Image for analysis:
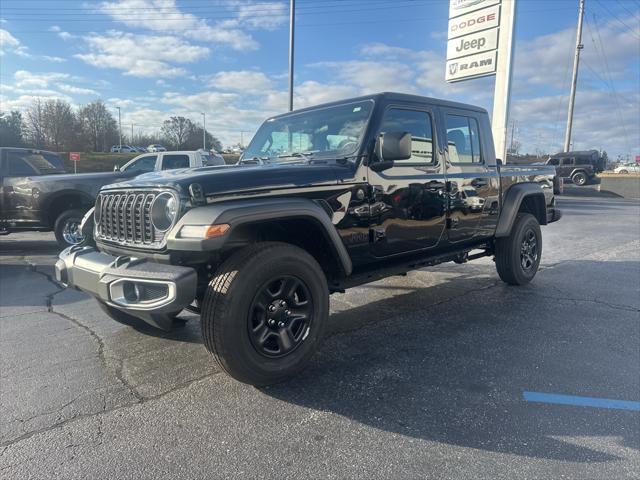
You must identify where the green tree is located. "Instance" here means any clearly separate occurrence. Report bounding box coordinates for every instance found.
[0,111,24,147]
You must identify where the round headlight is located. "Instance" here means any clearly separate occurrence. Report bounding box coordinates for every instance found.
[151,192,178,231]
[94,195,102,224]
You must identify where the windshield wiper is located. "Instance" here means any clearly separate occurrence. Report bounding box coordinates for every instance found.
[239,156,271,165]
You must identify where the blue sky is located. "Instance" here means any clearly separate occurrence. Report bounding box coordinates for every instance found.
[1,0,638,157]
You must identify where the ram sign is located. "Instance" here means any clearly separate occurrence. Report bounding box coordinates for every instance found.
[446,0,501,83]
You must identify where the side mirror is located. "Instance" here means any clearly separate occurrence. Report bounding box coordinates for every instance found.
[496,158,503,167]
[113,165,120,172]
[372,132,412,172]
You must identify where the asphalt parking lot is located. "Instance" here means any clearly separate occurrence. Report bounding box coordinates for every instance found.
[1,195,639,480]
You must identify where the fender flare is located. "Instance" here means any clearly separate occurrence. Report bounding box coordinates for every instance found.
[166,197,353,276]
[495,183,547,238]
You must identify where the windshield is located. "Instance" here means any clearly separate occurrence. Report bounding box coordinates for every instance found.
[242,100,374,162]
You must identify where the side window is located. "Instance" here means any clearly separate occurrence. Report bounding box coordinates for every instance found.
[445,114,483,164]
[161,154,190,170]
[124,155,157,174]
[561,158,573,165]
[379,108,434,164]
[548,158,560,166]
[6,152,38,176]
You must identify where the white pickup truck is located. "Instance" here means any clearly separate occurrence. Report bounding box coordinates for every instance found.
[115,150,225,175]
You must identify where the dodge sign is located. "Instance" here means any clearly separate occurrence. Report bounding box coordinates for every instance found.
[446,0,501,83]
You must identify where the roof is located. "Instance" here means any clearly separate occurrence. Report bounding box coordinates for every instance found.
[550,150,599,158]
[272,91,488,119]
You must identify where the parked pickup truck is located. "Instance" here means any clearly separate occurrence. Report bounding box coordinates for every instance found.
[56,92,561,386]
[0,148,224,247]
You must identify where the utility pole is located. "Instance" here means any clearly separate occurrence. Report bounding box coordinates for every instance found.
[564,0,585,153]
[201,112,206,150]
[116,107,122,149]
[131,123,134,144]
[288,0,295,111]
[240,131,244,147]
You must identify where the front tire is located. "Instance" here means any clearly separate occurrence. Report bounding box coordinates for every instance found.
[201,242,329,386]
[495,213,542,286]
[54,209,85,248]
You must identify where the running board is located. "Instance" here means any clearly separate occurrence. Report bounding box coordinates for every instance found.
[330,246,492,292]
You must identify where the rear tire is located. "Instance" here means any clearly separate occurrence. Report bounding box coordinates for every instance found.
[54,209,85,248]
[571,171,588,186]
[201,242,329,386]
[495,213,542,286]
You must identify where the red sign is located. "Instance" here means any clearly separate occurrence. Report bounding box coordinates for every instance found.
[69,152,81,162]
[635,155,640,165]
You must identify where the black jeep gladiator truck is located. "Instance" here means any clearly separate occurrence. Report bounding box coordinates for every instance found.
[56,93,561,386]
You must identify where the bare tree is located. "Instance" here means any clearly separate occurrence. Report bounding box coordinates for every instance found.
[161,116,195,150]
[25,99,47,149]
[42,99,75,151]
[77,100,118,152]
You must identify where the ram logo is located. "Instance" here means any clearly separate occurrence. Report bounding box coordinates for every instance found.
[449,63,459,75]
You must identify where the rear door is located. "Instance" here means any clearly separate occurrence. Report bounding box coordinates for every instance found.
[440,109,500,243]
[1,149,40,225]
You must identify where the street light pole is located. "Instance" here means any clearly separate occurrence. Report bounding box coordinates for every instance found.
[564,0,586,153]
[116,107,122,149]
[201,112,206,150]
[288,0,295,111]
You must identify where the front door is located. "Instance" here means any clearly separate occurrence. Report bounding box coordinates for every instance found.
[441,109,500,243]
[367,106,447,257]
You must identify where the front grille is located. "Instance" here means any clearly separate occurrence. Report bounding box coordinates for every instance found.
[95,190,167,248]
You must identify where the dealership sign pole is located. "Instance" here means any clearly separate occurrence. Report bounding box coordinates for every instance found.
[446,0,516,163]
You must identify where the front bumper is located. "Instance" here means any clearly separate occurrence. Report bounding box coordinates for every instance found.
[55,245,197,330]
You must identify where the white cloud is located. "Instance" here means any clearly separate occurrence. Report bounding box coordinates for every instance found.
[0,29,31,57]
[75,31,210,78]
[207,70,272,93]
[42,55,67,63]
[57,84,99,95]
[14,71,71,88]
[98,0,282,51]
[49,25,76,41]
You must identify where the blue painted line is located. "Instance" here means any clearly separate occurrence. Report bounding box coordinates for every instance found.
[523,391,640,411]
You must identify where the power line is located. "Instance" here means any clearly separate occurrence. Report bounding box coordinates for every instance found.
[593,0,640,39]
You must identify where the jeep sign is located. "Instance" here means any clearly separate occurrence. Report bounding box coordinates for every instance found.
[446,50,497,82]
[447,28,499,60]
[446,0,501,83]
[448,4,500,39]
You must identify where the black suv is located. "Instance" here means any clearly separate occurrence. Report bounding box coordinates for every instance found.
[56,93,561,386]
[546,150,606,186]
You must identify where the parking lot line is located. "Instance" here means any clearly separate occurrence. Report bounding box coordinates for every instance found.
[523,391,640,411]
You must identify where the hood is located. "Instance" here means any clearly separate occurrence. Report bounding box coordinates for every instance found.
[102,162,356,198]
[26,171,123,183]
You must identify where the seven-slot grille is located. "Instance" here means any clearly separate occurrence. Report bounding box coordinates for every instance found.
[96,191,165,248]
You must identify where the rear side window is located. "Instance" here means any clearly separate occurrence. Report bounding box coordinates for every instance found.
[561,158,574,165]
[379,108,434,164]
[162,154,190,170]
[445,115,483,164]
[6,150,63,175]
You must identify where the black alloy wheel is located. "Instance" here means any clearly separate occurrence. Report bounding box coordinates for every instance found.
[248,276,313,358]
